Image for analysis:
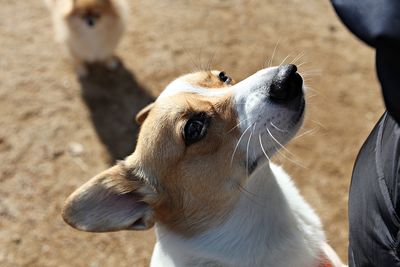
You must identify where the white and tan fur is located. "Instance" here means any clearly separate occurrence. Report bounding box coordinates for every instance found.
[62,67,345,267]
[45,0,128,76]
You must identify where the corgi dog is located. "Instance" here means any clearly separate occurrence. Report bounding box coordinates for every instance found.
[45,0,128,77]
[62,65,345,267]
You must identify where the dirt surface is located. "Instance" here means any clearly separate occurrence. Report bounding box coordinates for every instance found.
[0,0,384,266]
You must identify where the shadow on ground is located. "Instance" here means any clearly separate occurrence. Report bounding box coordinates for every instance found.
[79,60,154,162]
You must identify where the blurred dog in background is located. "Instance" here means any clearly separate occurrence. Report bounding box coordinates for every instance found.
[45,0,128,77]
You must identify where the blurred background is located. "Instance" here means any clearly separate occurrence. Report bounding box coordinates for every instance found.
[0,0,384,266]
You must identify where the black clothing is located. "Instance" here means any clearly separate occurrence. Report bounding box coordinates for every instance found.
[349,113,400,266]
[331,1,400,266]
[332,0,400,124]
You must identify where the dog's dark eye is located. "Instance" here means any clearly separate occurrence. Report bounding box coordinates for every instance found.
[183,113,209,145]
[218,71,231,84]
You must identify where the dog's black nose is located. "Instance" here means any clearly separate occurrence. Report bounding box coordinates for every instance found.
[269,64,303,102]
[84,14,96,27]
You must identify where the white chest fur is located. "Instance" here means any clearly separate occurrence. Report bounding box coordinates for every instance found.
[150,163,325,267]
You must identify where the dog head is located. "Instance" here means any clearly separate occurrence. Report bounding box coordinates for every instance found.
[65,0,117,28]
[62,65,305,236]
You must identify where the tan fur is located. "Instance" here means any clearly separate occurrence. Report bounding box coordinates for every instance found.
[62,164,156,232]
[69,0,117,17]
[135,71,235,124]
[182,70,236,88]
[135,102,154,125]
[130,93,243,235]
[63,70,245,236]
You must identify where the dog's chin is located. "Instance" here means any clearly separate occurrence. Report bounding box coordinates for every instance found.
[247,98,305,175]
[292,97,305,125]
[248,156,265,174]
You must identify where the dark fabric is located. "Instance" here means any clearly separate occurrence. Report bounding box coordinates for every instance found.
[349,113,400,266]
[331,0,400,124]
[330,1,400,266]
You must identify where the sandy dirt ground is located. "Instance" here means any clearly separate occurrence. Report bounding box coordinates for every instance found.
[0,0,384,266]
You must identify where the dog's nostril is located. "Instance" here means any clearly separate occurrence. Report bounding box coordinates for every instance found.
[269,64,303,102]
[84,16,96,27]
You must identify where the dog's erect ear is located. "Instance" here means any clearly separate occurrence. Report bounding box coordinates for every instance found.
[135,103,155,125]
[62,164,156,232]
[61,0,75,16]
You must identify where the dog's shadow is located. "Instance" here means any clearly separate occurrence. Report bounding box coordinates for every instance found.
[79,61,154,162]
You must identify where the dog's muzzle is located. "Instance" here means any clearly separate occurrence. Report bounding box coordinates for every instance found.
[83,13,100,28]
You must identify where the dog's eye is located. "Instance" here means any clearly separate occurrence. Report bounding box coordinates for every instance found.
[218,71,231,84]
[183,113,209,145]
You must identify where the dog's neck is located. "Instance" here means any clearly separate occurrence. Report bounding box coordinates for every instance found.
[151,163,324,267]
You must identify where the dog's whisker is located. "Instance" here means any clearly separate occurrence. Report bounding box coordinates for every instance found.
[263,58,272,69]
[196,45,205,70]
[270,121,288,133]
[262,129,306,169]
[279,54,292,67]
[236,182,257,198]
[274,145,307,169]
[200,47,210,71]
[266,127,303,166]
[306,94,317,100]
[301,74,316,79]
[182,45,201,72]
[206,46,219,71]
[303,86,320,95]
[230,123,253,165]
[258,133,270,161]
[291,51,305,65]
[266,127,296,157]
[264,130,306,169]
[245,124,256,178]
[297,61,310,68]
[236,182,268,208]
[301,69,321,77]
[302,77,315,83]
[266,129,306,169]
[309,119,327,130]
[259,45,273,69]
[227,117,252,134]
[268,39,280,67]
[293,127,318,140]
[263,58,270,69]
[301,74,318,80]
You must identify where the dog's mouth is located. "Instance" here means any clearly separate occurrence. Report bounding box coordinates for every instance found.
[248,99,305,174]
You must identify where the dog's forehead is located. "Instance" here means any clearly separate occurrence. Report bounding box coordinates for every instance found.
[75,0,108,7]
[158,79,230,100]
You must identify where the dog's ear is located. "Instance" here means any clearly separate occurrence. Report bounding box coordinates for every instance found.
[135,103,154,125]
[61,0,75,16]
[62,164,156,232]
